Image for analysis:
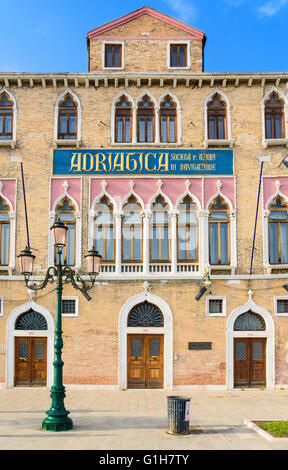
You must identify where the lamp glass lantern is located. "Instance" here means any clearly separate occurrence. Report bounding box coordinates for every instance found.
[18,247,36,277]
[51,219,68,247]
[85,249,102,277]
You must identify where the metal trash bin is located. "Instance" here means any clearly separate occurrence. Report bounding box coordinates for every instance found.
[167,396,191,435]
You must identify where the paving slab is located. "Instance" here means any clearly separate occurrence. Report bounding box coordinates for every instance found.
[0,388,288,450]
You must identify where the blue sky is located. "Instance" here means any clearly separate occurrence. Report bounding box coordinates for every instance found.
[1,0,287,73]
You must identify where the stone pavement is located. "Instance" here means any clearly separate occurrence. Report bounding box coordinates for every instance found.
[0,387,288,450]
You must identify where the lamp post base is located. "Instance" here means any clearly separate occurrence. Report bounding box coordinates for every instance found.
[42,415,73,432]
[42,385,73,432]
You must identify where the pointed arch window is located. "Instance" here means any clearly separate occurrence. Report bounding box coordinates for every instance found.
[268,196,288,264]
[265,93,284,139]
[122,195,142,262]
[207,94,227,140]
[137,95,154,143]
[0,197,10,265]
[178,195,198,262]
[58,94,78,140]
[0,93,13,140]
[115,96,132,143]
[94,196,114,261]
[151,195,170,262]
[55,198,76,265]
[209,196,230,265]
[160,96,177,143]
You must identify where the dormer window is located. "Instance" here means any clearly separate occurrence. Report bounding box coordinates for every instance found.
[170,44,187,67]
[105,44,122,68]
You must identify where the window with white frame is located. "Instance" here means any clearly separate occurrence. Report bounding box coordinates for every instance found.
[177,195,198,262]
[103,42,124,69]
[167,41,191,69]
[268,196,288,265]
[122,195,142,263]
[55,197,76,266]
[94,195,114,262]
[206,296,226,316]
[150,195,170,262]
[0,197,10,266]
[208,196,230,265]
[62,297,78,317]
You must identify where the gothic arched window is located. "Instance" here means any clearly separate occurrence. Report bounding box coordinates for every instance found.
[265,93,284,139]
[57,94,78,140]
[94,196,114,261]
[115,95,132,143]
[160,96,177,143]
[268,196,288,264]
[122,195,142,262]
[209,196,230,265]
[207,94,227,140]
[137,95,155,143]
[177,195,198,262]
[0,93,13,140]
[55,197,76,266]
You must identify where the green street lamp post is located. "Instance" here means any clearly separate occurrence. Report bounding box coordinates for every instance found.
[18,220,102,431]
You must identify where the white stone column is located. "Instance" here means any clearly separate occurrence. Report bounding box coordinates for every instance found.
[142,209,151,275]
[132,106,137,143]
[114,211,123,274]
[169,211,178,274]
[155,106,160,144]
[199,209,209,272]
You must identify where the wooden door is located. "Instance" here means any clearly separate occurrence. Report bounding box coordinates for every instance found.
[15,337,47,387]
[127,334,164,389]
[234,338,266,388]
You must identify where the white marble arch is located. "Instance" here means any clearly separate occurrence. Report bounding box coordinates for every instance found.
[6,300,54,388]
[226,294,275,390]
[118,288,173,390]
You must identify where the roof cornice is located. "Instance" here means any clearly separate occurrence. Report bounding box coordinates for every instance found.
[0,72,287,89]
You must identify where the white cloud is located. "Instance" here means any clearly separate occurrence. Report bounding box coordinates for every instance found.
[164,0,198,23]
[257,0,288,16]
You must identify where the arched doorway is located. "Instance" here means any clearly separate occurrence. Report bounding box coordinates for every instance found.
[119,289,173,390]
[7,301,54,388]
[127,301,164,388]
[227,296,275,390]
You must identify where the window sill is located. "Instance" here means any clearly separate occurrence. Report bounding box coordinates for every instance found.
[204,139,234,149]
[110,142,183,147]
[265,263,288,274]
[208,264,236,275]
[53,139,81,148]
[0,139,16,149]
[263,138,288,148]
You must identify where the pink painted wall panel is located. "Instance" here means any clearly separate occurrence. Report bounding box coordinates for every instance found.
[50,178,82,210]
[263,177,288,208]
[204,178,235,209]
[0,179,16,211]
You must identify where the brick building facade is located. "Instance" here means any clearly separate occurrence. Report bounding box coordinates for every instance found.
[1,6,288,390]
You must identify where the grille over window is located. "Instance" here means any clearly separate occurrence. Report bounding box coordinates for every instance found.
[234,310,265,331]
[15,309,48,330]
[127,301,164,327]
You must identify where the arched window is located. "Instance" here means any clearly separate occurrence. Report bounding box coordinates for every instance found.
[0,93,13,140]
[265,93,284,139]
[209,196,230,265]
[268,196,288,264]
[122,196,142,262]
[94,196,114,261]
[234,311,265,331]
[137,95,154,143]
[115,96,132,143]
[16,309,48,330]
[57,94,77,140]
[207,94,227,140]
[177,195,198,262]
[0,197,10,265]
[127,301,164,327]
[160,96,177,143]
[55,198,75,266]
[151,195,169,262]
